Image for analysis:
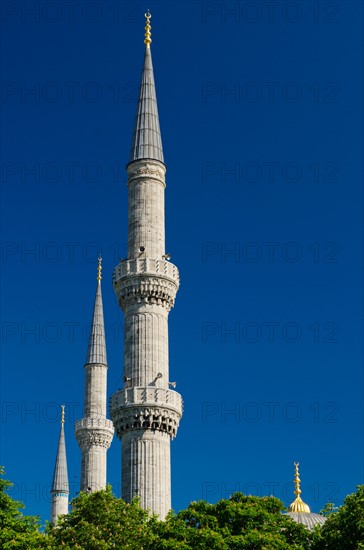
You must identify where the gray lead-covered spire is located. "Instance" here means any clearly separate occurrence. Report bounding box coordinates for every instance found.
[51,416,69,494]
[50,406,69,523]
[85,280,107,366]
[129,45,164,164]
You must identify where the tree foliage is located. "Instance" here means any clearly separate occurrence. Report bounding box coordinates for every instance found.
[47,485,154,549]
[1,467,363,549]
[152,493,313,549]
[0,466,47,549]
[313,485,364,550]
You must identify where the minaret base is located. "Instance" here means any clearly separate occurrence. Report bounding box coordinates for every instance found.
[122,430,171,520]
[50,492,68,524]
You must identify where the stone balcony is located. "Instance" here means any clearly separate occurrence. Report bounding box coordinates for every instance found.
[110,387,183,413]
[75,417,114,449]
[113,258,180,287]
[75,417,115,432]
[110,387,183,438]
[113,259,180,310]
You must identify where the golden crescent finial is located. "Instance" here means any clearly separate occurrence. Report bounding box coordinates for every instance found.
[61,405,65,424]
[294,462,301,497]
[144,10,152,47]
[97,256,102,285]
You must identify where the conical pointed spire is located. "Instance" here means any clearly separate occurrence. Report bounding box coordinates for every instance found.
[51,406,69,494]
[129,11,164,164]
[85,257,107,366]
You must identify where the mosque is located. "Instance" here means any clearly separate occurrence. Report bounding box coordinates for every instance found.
[49,11,326,531]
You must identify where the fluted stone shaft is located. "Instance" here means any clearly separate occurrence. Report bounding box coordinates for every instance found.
[84,364,107,417]
[111,161,183,518]
[124,304,169,389]
[81,449,106,492]
[127,163,165,259]
[50,493,68,524]
[111,159,182,519]
[122,430,171,519]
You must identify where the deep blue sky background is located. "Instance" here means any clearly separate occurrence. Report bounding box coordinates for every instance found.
[1,0,363,525]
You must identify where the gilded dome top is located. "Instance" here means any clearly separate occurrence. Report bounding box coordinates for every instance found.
[285,463,327,530]
[288,495,311,513]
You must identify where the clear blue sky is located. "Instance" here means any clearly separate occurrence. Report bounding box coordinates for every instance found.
[1,0,363,525]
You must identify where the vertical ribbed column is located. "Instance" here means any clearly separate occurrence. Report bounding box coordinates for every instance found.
[124,304,169,389]
[128,175,165,259]
[80,445,107,492]
[84,365,107,417]
[122,430,171,519]
[111,160,182,519]
[50,494,69,524]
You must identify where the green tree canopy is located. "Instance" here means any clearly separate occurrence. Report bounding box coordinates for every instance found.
[151,493,313,549]
[2,466,363,550]
[313,485,364,550]
[0,466,47,549]
[47,485,155,550]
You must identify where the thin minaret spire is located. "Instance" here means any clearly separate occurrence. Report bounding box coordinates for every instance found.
[129,10,164,164]
[85,256,107,366]
[110,12,183,519]
[75,259,114,492]
[50,405,69,524]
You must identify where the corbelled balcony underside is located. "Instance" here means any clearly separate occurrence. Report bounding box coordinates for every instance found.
[113,259,179,311]
[110,387,183,439]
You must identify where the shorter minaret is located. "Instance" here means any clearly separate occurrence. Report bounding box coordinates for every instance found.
[50,405,69,524]
[75,258,114,492]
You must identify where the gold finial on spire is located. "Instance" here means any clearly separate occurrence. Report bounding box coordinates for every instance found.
[97,256,102,285]
[144,10,152,47]
[294,462,302,497]
[288,462,311,513]
[61,405,65,424]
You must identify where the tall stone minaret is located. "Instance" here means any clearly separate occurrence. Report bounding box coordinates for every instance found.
[110,11,183,520]
[75,258,114,492]
[50,405,69,523]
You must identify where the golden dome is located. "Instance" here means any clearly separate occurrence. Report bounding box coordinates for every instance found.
[288,495,311,513]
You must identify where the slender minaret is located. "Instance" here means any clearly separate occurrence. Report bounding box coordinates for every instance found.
[75,258,114,492]
[50,405,69,524]
[110,11,183,519]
